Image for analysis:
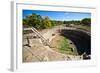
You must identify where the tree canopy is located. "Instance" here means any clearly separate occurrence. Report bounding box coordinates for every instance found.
[23,13,91,29]
[81,18,91,26]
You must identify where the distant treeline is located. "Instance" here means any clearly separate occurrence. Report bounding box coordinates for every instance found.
[23,13,91,29]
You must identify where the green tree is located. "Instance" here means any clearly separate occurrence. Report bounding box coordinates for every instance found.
[42,16,52,28]
[23,19,29,27]
[23,13,43,29]
[81,18,91,26]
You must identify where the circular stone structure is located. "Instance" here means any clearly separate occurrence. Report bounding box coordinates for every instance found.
[23,26,91,62]
[49,28,91,59]
[59,29,91,55]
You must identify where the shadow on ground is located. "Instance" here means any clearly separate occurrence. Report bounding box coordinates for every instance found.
[60,29,91,55]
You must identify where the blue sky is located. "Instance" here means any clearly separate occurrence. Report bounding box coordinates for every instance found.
[23,10,91,21]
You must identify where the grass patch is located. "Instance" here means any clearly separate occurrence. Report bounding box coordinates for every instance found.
[71,25,90,31]
[58,37,77,55]
[50,35,77,55]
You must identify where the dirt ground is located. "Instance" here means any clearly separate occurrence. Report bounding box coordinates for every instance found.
[50,34,78,55]
[23,26,85,62]
[23,35,82,62]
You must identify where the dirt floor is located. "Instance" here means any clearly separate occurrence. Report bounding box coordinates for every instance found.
[23,35,82,63]
[50,34,78,55]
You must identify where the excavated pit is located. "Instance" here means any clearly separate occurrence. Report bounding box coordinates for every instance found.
[59,29,91,55]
